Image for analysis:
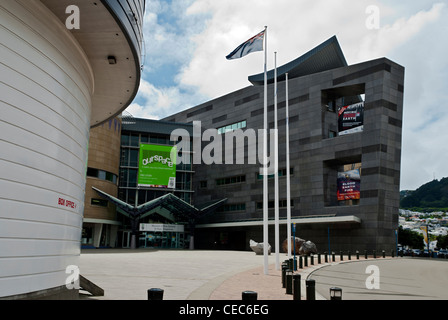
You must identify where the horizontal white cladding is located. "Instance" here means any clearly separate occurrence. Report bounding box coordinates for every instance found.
[0,144,86,193]
[0,255,78,279]
[1,199,82,227]
[0,238,80,258]
[0,0,93,297]
[0,268,77,298]
[0,219,81,242]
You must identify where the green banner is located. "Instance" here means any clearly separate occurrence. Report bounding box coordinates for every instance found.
[138,144,177,188]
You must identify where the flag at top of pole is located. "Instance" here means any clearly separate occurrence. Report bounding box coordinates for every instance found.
[226,29,265,60]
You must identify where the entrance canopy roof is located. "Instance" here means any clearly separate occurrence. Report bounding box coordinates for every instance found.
[92,187,227,223]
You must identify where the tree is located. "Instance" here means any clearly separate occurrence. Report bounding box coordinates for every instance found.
[398,226,424,249]
[437,234,448,249]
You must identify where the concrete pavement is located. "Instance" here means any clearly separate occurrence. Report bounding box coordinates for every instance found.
[78,249,448,300]
[309,258,448,300]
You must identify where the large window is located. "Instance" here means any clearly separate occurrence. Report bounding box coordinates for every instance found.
[256,199,294,210]
[87,168,117,184]
[216,175,246,186]
[217,120,247,134]
[217,203,246,213]
[91,198,108,207]
[256,168,294,180]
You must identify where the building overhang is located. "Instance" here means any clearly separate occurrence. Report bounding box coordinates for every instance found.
[83,218,122,226]
[41,0,144,128]
[248,35,348,86]
[195,215,361,229]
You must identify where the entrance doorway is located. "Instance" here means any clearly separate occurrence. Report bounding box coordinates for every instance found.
[122,231,131,248]
[142,231,184,248]
[139,224,185,249]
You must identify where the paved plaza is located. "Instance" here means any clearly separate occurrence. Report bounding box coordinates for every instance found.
[78,249,448,300]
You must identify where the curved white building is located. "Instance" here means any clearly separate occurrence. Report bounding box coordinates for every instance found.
[0,0,144,299]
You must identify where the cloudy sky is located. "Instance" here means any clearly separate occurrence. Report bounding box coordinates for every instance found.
[126,0,448,191]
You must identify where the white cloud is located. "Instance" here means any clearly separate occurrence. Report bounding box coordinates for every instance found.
[355,2,445,62]
[126,79,208,120]
[126,102,160,120]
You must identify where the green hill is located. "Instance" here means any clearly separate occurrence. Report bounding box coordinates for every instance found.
[400,177,448,211]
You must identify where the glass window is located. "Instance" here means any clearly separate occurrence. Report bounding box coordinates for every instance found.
[129,149,139,167]
[98,170,106,180]
[130,134,139,147]
[121,133,129,146]
[127,189,136,205]
[128,169,137,187]
[106,172,114,183]
[122,148,129,166]
[140,134,149,143]
[91,198,108,207]
[217,120,247,134]
[138,189,146,205]
[119,168,128,187]
[87,168,98,178]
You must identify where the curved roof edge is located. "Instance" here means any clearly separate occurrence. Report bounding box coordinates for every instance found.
[41,0,145,128]
[248,36,348,86]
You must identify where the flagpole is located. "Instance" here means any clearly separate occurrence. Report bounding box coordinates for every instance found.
[274,51,280,271]
[263,25,269,275]
[286,73,292,259]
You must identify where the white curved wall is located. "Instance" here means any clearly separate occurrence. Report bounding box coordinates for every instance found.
[0,0,94,297]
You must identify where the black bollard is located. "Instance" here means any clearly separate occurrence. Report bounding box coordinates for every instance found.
[365,250,368,259]
[282,263,288,288]
[293,274,301,300]
[340,251,343,261]
[373,250,376,259]
[242,291,258,300]
[306,279,316,300]
[304,255,308,267]
[318,253,321,264]
[148,288,164,300]
[324,252,328,263]
[348,251,351,260]
[356,250,359,260]
[382,250,386,258]
[310,254,314,265]
[332,252,335,262]
[299,255,303,269]
[286,271,293,295]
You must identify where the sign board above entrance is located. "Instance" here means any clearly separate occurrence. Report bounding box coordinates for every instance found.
[138,144,177,189]
[139,224,185,233]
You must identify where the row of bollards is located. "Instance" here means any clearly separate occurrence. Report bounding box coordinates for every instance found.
[148,250,395,301]
[281,259,318,300]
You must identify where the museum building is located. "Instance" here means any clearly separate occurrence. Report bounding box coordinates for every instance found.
[164,35,405,253]
[90,36,404,255]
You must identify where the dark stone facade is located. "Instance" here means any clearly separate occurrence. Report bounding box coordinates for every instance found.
[166,57,404,253]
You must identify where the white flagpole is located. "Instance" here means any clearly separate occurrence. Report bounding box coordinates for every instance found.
[286,73,292,259]
[263,26,269,275]
[274,52,280,271]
